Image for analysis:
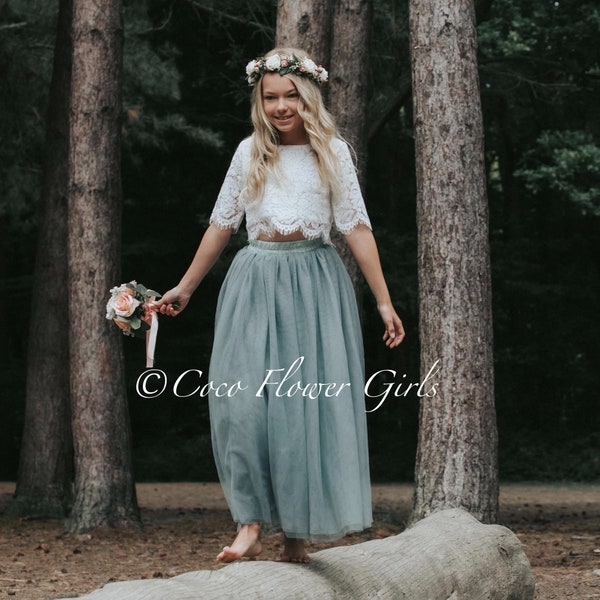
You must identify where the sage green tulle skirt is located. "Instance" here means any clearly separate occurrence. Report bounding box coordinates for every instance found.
[208,239,372,541]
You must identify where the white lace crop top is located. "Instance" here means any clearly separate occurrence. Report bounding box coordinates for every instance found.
[209,136,371,245]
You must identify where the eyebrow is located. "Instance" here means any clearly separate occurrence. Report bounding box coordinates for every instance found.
[262,89,297,95]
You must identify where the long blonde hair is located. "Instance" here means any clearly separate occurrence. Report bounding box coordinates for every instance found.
[242,47,344,204]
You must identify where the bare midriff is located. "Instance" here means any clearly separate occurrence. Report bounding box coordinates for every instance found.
[257,230,307,242]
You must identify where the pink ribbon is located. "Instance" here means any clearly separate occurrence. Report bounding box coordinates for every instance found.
[146,310,158,368]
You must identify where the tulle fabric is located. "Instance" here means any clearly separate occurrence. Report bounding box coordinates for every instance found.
[208,239,372,541]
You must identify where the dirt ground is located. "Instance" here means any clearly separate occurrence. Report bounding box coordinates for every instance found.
[0,482,598,600]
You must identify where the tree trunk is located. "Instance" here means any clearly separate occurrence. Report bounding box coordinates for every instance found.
[328,0,370,295]
[54,509,535,600]
[409,0,498,523]
[66,0,140,532]
[275,0,332,66]
[7,0,74,519]
[328,0,369,159]
[275,0,371,298]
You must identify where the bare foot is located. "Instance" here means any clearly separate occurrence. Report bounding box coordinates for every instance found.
[280,534,310,563]
[217,523,263,563]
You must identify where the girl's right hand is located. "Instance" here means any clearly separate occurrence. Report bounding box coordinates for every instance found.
[377,302,405,348]
[149,287,190,317]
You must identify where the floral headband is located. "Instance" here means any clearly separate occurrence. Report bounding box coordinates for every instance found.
[245,53,329,87]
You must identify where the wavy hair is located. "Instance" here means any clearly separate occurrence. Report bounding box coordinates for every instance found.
[242,47,344,205]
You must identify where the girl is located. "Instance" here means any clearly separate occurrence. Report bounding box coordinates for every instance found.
[153,48,405,564]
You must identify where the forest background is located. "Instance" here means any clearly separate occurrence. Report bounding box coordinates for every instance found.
[1,0,598,484]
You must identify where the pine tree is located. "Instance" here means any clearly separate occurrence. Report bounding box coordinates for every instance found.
[409,0,498,523]
[66,0,140,532]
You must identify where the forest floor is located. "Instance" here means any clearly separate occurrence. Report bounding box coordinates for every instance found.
[0,482,598,600]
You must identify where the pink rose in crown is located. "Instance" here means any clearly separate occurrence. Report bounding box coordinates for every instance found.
[109,289,141,318]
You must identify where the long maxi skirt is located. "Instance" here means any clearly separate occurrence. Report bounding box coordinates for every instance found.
[208,238,372,541]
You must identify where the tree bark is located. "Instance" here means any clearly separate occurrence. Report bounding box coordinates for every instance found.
[409,0,498,523]
[54,509,535,600]
[275,0,371,298]
[275,0,332,66]
[7,0,74,519]
[328,0,369,160]
[66,0,140,532]
[328,0,370,296]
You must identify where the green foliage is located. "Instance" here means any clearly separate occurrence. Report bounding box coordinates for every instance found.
[474,0,600,481]
[0,0,54,235]
[515,130,600,216]
[124,3,182,104]
[478,0,600,71]
[478,1,565,56]
[121,0,225,163]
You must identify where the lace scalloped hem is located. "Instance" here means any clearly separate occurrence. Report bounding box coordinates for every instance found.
[334,217,372,236]
[248,221,325,242]
[209,216,243,232]
[209,216,373,245]
[247,217,373,243]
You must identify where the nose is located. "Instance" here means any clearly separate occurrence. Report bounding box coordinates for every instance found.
[276,97,287,112]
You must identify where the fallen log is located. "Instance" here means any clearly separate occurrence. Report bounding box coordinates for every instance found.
[57,508,535,599]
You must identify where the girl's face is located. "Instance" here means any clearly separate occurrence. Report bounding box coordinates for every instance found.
[261,73,307,145]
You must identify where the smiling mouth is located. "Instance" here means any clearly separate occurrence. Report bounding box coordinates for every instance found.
[275,115,293,122]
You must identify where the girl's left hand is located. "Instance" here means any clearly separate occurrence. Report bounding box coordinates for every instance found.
[377,303,405,348]
[148,287,190,317]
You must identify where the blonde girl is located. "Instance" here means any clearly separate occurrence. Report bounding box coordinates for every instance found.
[154,47,404,563]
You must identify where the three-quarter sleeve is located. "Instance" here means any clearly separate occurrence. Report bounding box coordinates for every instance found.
[331,139,372,234]
[209,142,246,232]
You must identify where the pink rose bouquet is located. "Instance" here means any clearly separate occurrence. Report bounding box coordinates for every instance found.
[106,281,161,338]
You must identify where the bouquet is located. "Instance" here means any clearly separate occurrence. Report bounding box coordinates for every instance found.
[106,281,161,337]
[106,281,162,367]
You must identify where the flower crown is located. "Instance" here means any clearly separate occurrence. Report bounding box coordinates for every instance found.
[245,53,329,87]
